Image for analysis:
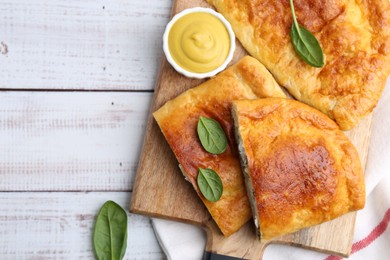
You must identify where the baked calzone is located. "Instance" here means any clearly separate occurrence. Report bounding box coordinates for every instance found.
[232,98,366,240]
[207,0,390,130]
[153,56,286,236]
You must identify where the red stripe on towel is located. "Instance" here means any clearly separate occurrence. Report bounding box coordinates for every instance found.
[325,208,390,260]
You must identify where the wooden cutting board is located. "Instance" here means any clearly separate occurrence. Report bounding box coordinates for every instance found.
[130,0,372,258]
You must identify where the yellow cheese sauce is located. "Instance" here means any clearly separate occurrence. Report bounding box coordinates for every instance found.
[168,12,231,73]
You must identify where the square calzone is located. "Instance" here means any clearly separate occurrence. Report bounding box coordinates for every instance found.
[232,98,365,240]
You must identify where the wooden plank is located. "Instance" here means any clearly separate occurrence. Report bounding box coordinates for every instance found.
[130,0,373,258]
[0,192,164,259]
[0,0,171,91]
[0,91,151,191]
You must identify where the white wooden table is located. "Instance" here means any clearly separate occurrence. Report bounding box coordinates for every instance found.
[0,0,171,258]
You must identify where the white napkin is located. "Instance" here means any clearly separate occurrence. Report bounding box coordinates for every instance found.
[152,77,390,260]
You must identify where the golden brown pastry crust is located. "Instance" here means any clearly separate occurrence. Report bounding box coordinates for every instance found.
[207,0,390,130]
[153,56,286,236]
[232,98,365,240]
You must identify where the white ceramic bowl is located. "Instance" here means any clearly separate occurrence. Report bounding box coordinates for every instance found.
[162,7,236,79]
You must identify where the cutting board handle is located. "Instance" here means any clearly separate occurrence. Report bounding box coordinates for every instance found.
[203,219,270,259]
[203,251,245,260]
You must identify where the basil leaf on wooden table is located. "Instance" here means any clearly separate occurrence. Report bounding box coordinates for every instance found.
[289,0,324,68]
[197,116,227,154]
[197,168,223,202]
[93,200,128,260]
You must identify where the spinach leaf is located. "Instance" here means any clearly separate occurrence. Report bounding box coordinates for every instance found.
[93,201,128,260]
[197,116,227,154]
[289,0,324,68]
[197,168,223,202]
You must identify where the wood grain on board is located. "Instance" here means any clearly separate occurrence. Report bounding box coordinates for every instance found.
[131,0,373,258]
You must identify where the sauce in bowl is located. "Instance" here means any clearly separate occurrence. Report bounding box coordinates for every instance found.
[163,8,235,78]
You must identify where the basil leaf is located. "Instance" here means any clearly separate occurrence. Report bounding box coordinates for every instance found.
[197,116,227,154]
[289,0,324,68]
[197,168,223,202]
[93,201,128,260]
[290,24,324,67]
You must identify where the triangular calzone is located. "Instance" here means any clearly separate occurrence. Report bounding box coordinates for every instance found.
[153,56,286,236]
